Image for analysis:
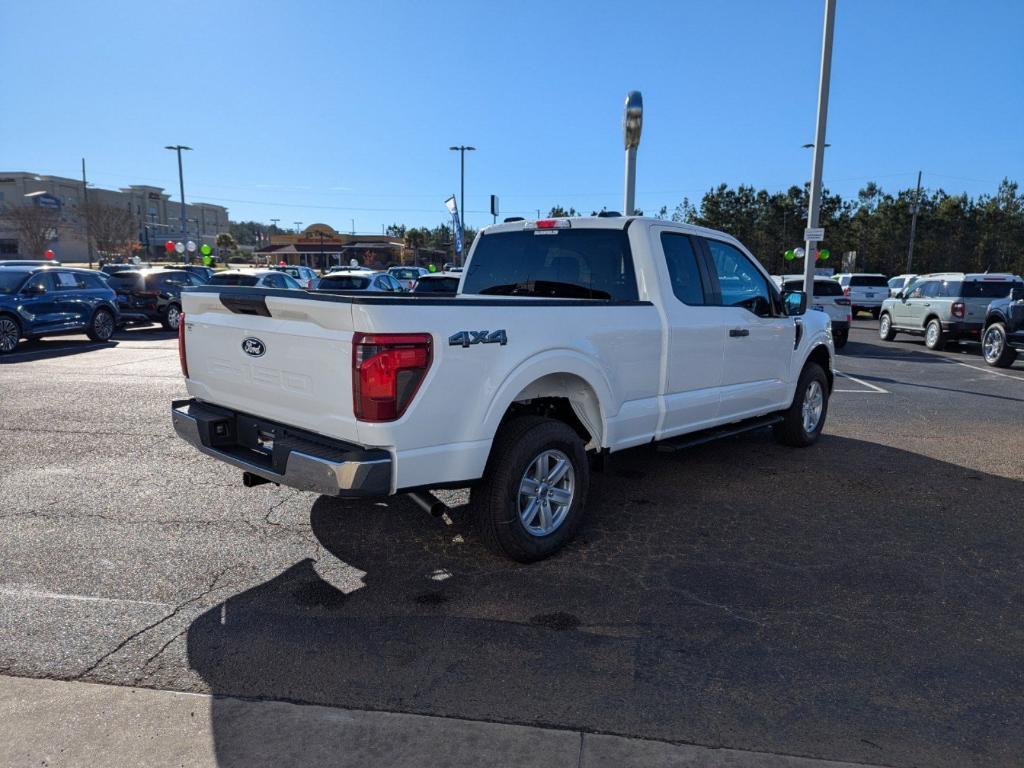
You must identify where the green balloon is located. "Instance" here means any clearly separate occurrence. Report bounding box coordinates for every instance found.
[428,264,437,273]
[819,248,830,261]
[784,249,796,261]
[200,243,212,255]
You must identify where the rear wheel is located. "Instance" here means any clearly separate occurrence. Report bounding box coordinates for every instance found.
[472,415,590,562]
[162,303,182,331]
[774,362,829,447]
[86,308,115,342]
[982,322,1017,368]
[924,319,946,350]
[0,315,22,353]
[879,313,896,341]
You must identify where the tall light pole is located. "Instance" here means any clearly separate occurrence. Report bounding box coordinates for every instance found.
[906,170,922,273]
[623,92,643,216]
[164,145,192,263]
[449,145,476,230]
[802,0,837,299]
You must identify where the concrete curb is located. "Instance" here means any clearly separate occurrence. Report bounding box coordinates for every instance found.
[0,675,887,768]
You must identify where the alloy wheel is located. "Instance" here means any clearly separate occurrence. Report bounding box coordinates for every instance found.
[518,449,575,537]
[802,379,824,434]
[0,317,18,352]
[983,326,1004,363]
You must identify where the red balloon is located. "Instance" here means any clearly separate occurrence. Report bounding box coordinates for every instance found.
[44,249,55,259]
[165,241,175,252]
[278,261,287,267]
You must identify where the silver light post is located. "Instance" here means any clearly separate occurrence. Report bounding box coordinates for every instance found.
[906,170,922,273]
[623,91,643,216]
[164,145,192,263]
[803,0,836,299]
[449,145,476,236]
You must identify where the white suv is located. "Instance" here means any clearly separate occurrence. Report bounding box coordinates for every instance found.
[834,273,889,318]
[774,275,852,348]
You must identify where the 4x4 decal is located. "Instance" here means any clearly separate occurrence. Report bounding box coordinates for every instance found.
[448,330,508,347]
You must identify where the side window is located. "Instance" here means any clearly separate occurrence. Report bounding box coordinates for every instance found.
[373,276,390,291]
[387,275,403,291]
[704,239,772,317]
[24,273,57,293]
[908,282,928,299]
[660,233,705,306]
[54,271,84,290]
[920,281,941,299]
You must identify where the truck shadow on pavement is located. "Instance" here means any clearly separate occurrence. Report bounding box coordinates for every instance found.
[186,433,1024,768]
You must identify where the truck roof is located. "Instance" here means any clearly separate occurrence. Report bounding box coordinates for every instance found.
[478,215,745,246]
[917,272,1021,281]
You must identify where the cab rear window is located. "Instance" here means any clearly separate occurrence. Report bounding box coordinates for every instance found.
[463,228,638,301]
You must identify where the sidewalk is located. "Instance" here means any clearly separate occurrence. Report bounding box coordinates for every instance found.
[0,675,883,768]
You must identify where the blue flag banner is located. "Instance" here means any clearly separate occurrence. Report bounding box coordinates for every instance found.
[445,195,464,257]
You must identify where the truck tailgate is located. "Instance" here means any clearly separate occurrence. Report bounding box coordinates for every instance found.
[180,290,358,442]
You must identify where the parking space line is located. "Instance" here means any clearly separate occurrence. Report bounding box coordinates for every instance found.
[0,586,169,608]
[947,360,1024,382]
[833,370,890,394]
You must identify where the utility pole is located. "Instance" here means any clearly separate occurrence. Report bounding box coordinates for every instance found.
[803,0,837,299]
[350,219,355,235]
[906,170,922,274]
[164,145,192,264]
[449,145,476,231]
[81,158,93,268]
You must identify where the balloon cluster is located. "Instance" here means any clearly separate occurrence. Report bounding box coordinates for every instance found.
[784,247,830,261]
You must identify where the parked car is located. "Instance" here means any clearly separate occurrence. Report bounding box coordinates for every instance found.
[270,265,318,289]
[163,264,215,283]
[315,271,405,292]
[887,273,917,297]
[879,272,1024,350]
[207,269,303,290]
[388,266,429,291]
[981,286,1024,367]
[172,216,833,561]
[0,266,118,353]
[774,275,852,349]
[411,272,462,295]
[105,268,206,331]
[834,273,889,317]
[327,264,375,274]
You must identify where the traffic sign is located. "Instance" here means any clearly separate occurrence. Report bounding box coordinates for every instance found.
[804,227,825,242]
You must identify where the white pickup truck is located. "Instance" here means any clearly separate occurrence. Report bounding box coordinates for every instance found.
[172,216,834,561]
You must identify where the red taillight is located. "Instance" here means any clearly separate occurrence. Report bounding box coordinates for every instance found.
[352,333,432,421]
[843,287,850,296]
[177,313,189,378]
[531,218,572,230]
[952,301,965,319]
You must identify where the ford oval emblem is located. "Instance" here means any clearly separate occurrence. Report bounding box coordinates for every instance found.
[241,337,266,357]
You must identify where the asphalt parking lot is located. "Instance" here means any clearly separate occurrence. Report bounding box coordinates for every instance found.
[1,318,1022,767]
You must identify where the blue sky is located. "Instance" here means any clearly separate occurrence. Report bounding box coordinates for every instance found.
[2,0,1021,233]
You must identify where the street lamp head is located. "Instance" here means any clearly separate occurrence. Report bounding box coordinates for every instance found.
[623,91,643,150]
[449,146,460,151]
[466,146,476,152]
[802,143,831,149]
[164,145,193,151]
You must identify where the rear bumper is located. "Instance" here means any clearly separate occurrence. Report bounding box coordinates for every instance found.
[942,320,983,339]
[171,398,391,497]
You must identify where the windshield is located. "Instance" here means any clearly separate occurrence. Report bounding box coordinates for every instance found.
[318,275,371,289]
[390,268,420,280]
[462,228,638,300]
[0,272,27,294]
[413,277,459,293]
[209,274,260,287]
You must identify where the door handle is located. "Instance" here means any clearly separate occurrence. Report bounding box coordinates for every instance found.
[729,328,750,338]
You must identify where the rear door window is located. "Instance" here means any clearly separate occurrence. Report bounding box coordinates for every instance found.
[106,272,144,291]
[660,233,706,305]
[462,228,638,301]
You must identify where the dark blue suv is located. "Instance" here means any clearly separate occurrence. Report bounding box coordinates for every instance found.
[0,266,119,353]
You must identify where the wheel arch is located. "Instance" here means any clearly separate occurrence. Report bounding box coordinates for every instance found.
[805,343,834,393]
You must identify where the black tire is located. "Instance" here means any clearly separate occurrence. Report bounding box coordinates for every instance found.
[86,308,116,342]
[833,329,848,350]
[0,314,22,354]
[161,303,182,331]
[472,415,590,562]
[773,362,829,447]
[878,312,896,341]
[870,307,881,320]
[982,322,1017,368]
[924,318,946,351]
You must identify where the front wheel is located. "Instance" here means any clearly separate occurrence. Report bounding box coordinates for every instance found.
[774,362,829,447]
[472,415,590,562]
[879,313,896,341]
[924,319,946,350]
[982,323,1017,368]
[0,315,22,353]
[86,308,115,342]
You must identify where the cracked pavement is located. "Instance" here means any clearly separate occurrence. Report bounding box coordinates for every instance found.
[1,322,1023,767]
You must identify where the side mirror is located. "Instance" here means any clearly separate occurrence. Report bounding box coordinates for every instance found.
[895,291,904,300]
[1011,287,1024,302]
[783,290,807,316]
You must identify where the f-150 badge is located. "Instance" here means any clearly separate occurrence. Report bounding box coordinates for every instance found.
[448,330,508,347]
